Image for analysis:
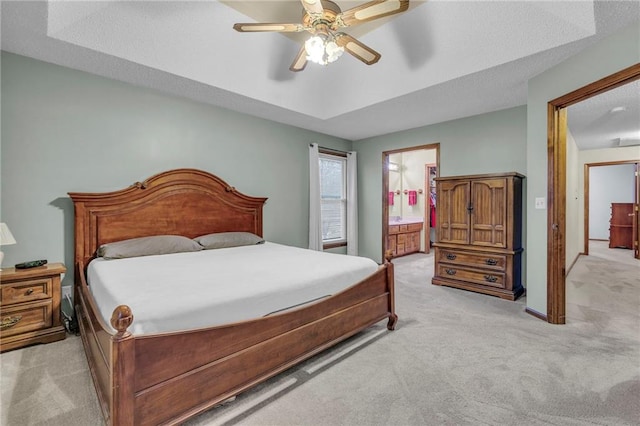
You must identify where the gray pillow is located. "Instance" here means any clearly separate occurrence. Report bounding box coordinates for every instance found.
[194,232,265,250]
[97,235,203,259]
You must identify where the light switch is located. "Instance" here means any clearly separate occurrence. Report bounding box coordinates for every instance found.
[535,197,546,209]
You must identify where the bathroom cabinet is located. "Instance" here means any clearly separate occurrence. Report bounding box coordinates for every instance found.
[388,222,423,257]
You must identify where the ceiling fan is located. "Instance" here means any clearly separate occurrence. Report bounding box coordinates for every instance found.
[233,0,410,71]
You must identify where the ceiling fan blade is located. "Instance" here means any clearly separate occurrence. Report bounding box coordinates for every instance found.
[336,0,409,28]
[233,23,304,33]
[300,0,324,17]
[335,33,381,65]
[290,45,308,72]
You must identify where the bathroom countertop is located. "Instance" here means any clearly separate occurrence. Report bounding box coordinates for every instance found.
[389,217,424,225]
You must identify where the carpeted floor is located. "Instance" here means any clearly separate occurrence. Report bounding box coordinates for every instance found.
[1,244,639,425]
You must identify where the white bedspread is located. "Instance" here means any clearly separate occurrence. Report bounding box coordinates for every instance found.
[87,242,379,335]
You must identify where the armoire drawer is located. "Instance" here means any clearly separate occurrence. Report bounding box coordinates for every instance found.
[436,265,505,289]
[437,249,506,271]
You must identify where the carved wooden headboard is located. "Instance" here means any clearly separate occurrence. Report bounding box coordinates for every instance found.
[68,168,268,271]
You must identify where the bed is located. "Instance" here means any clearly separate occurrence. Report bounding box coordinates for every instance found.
[69,168,397,426]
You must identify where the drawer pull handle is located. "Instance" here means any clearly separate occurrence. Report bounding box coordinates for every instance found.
[485,259,498,266]
[25,288,34,295]
[0,316,22,330]
[446,253,457,260]
[484,275,498,283]
[445,269,457,276]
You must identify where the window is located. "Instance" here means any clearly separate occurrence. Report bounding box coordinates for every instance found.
[319,153,347,245]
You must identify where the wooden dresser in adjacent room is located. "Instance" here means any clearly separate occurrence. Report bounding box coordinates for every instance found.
[432,172,525,300]
[0,263,66,352]
[609,203,634,249]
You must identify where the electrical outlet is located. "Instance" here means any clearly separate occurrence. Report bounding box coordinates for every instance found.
[62,285,73,300]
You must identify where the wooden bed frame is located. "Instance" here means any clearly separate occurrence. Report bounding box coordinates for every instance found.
[69,168,397,425]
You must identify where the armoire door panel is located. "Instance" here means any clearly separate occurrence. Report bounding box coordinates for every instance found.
[470,178,507,248]
[437,180,470,244]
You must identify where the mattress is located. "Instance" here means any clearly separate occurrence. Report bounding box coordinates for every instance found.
[87,242,379,335]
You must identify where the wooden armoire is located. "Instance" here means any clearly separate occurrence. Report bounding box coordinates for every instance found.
[432,172,525,300]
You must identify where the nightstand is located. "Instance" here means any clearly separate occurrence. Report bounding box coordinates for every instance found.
[0,263,67,352]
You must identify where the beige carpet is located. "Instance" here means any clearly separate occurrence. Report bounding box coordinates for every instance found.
[2,246,639,425]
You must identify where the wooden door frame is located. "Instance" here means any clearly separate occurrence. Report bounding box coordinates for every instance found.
[547,63,640,324]
[382,144,440,261]
[636,163,640,260]
[424,164,437,254]
[583,160,640,255]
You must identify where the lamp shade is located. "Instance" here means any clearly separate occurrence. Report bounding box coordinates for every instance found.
[0,223,17,246]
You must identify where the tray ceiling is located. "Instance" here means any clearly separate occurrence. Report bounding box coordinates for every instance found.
[1,0,639,144]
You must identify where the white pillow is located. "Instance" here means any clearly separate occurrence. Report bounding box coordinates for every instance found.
[194,232,265,250]
[97,235,202,259]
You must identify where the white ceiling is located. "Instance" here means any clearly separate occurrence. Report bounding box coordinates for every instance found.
[1,0,639,144]
[567,80,640,150]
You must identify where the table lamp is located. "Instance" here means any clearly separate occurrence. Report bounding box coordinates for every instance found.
[0,223,17,270]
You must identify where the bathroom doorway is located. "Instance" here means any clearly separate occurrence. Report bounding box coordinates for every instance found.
[382,144,440,260]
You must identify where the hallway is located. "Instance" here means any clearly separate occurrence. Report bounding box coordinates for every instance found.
[566,241,640,339]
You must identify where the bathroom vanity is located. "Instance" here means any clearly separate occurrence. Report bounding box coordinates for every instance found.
[388,218,423,257]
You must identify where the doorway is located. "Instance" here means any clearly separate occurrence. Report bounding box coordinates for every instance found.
[547,63,640,325]
[382,144,440,260]
[584,161,639,258]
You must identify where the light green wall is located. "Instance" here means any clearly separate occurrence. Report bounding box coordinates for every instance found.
[525,21,640,315]
[0,52,350,286]
[353,106,528,263]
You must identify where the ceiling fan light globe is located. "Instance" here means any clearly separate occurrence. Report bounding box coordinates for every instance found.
[305,35,344,66]
[305,35,324,53]
[325,41,344,63]
[305,36,328,64]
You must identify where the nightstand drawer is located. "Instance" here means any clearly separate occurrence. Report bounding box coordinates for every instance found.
[1,278,52,305]
[0,300,52,338]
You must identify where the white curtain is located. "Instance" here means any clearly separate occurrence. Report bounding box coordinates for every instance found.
[308,143,323,251]
[346,151,358,256]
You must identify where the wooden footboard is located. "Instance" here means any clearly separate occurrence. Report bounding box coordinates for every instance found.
[76,260,396,425]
